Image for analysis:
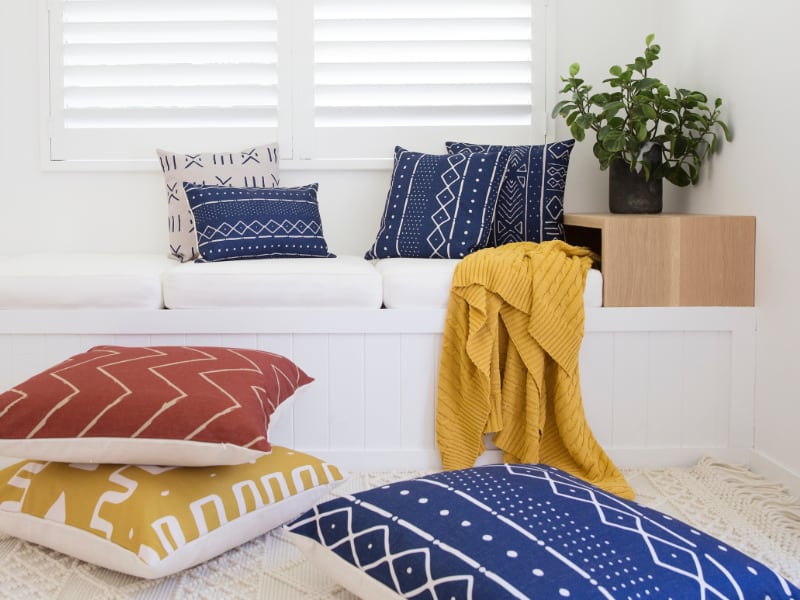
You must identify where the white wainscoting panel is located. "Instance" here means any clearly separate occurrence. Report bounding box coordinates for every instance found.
[0,306,756,470]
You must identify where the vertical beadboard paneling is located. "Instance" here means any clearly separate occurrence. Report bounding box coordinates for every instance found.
[115,334,151,347]
[256,334,293,357]
[579,331,615,446]
[646,332,685,448]
[11,334,58,382]
[79,334,117,349]
[365,334,403,449]
[148,334,188,346]
[611,332,650,447]
[400,334,437,450]
[0,336,13,390]
[256,334,295,448]
[221,334,258,349]
[328,334,367,450]
[292,334,330,449]
[681,331,731,448]
[729,326,756,448]
[184,334,223,346]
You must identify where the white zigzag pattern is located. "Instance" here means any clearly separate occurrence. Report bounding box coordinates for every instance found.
[304,503,476,599]
[198,219,322,242]
[508,465,749,598]
[12,346,299,445]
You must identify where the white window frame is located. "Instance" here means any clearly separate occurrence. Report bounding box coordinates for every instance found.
[40,0,554,172]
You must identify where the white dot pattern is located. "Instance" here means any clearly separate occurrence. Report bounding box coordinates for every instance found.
[365,147,511,259]
[183,183,333,261]
[287,463,799,599]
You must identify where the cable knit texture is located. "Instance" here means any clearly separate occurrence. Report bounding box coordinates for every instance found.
[436,241,634,499]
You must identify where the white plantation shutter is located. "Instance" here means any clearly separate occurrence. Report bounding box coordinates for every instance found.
[47,0,282,162]
[308,0,543,159]
[45,0,545,164]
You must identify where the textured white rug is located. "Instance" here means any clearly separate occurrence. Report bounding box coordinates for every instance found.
[0,458,798,599]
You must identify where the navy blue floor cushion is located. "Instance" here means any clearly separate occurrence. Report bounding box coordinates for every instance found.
[286,463,799,599]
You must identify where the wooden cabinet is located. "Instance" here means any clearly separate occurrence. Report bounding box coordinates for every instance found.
[563,213,755,307]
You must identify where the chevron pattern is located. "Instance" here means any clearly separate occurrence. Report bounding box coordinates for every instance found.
[446,139,575,245]
[184,183,334,261]
[157,144,280,262]
[287,463,800,599]
[365,146,511,259]
[0,346,312,463]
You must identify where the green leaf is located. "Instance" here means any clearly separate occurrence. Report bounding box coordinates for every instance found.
[570,122,586,142]
[639,104,658,120]
[601,101,625,119]
[609,65,623,77]
[660,112,678,125]
[673,135,689,158]
[634,77,661,91]
[666,165,692,186]
[550,100,575,118]
[569,63,580,77]
[635,121,648,142]
[718,120,733,142]
[576,113,595,128]
[565,111,578,126]
[645,33,655,46]
[602,129,627,152]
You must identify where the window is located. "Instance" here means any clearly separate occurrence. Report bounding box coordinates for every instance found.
[44,0,547,166]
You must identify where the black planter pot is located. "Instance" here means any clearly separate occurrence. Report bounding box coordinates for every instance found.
[608,159,663,214]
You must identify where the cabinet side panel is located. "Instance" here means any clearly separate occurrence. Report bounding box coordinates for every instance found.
[679,216,755,306]
[603,218,681,307]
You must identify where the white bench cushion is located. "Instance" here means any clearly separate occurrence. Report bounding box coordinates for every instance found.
[0,254,174,309]
[375,258,603,308]
[163,255,383,309]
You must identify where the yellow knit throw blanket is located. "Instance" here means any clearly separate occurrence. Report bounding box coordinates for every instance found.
[436,241,634,499]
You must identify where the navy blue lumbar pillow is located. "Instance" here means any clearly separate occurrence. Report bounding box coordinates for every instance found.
[286,463,800,599]
[183,182,335,261]
[447,139,575,246]
[364,146,512,259]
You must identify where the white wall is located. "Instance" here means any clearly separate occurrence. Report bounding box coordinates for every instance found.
[555,0,800,479]
[1,1,798,478]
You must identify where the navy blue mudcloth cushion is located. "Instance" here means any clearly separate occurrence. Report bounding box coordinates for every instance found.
[286,463,800,599]
[447,139,575,246]
[364,146,512,259]
[183,183,334,261]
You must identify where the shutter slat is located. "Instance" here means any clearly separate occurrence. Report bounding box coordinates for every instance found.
[64,64,277,87]
[315,18,531,42]
[63,43,277,66]
[315,41,531,64]
[63,0,276,23]
[63,107,278,129]
[64,85,277,109]
[60,0,277,133]
[313,2,533,131]
[314,0,530,20]
[315,106,531,128]
[63,21,276,44]
[316,62,530,86]
[316,84,532,108]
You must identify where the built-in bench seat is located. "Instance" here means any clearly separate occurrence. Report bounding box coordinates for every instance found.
[0,253,175,309]
[0,252,755,472]
[374,257,603,309]
[0,253,604,310]
[163,255,383,309]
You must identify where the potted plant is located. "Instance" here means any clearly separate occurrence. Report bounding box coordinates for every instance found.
[551,34,732,213]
